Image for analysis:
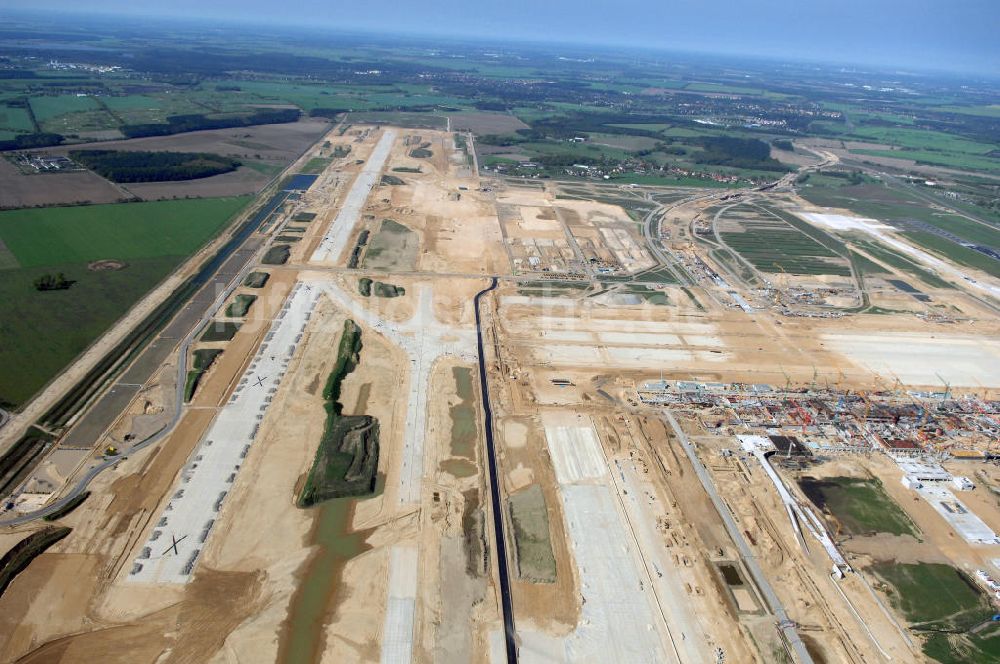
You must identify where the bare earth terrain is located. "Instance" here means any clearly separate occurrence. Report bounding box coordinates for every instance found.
[3,125,1000,664]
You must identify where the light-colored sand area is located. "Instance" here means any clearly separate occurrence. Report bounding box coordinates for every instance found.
[798,211,1000,298]
[823,331,1000,387]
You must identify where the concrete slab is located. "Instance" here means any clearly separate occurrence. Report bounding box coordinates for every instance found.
[543,425,607,484]
[311,129,397,264]
[382,545,418,664]
[824,332,1000,387]
[128,282,319,584]
[917,484,1000,544]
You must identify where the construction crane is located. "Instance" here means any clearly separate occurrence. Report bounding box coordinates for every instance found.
[936,373,951,402]
[780,365,792,392]
[772,262,790,291]
[859,391,873,422]
[890,373,903,398]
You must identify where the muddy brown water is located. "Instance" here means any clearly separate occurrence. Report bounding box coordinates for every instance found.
[440,458,477,478]
[449,367,476,460]
[278,498,370,664]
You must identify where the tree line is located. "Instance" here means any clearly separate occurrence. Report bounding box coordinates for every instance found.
[121,108,300,139]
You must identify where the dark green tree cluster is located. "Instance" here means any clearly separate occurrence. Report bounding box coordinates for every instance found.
[34,272,72,291]
[70,149,240,183]
[0,132,64,151]
[694,137,789,172]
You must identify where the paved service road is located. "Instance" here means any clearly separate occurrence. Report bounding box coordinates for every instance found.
[663,411,814,664]
[474,278,518,664]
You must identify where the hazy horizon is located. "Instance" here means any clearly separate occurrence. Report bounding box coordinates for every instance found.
[3,1,998,76]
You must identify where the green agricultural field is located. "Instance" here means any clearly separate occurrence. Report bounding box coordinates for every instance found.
[99,94,169,124]
[934,104,1000,118]
[346,111,450,129]
[871,562,999,663]
[300,156,332,174]
[516,140,632,162]
[30,95,118,134]
[29,95,101,122]
[798,181,1000,250]
[923,624,1000,664]
[848,127,995,155]
[0,106,35,134]
[799,476,918,537]
[634,266,679,284]
[607,123,673,132]
[0,197,248,266]
[0,196,249,408]
[902,231,1000,279]
[102,94,164,111]
[721,211,852,277]
[873,562,988,626]
[852,149,1000,173]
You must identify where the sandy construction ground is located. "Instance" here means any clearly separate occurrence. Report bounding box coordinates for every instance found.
[495,289,1000,390]
[519,414,673,663]
[7,120,1000,664]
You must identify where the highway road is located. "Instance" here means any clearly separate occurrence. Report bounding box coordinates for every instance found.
[662,411,814,664]
[474,277,518,664]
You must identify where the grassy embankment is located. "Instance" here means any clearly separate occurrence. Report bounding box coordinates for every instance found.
[298,320,379,507]
[799,476,918,537]
[0,527,72,597]
[183,348,223,402]
[225,294,257,317]
[42,491,91,521]
[357,278,405,298]
[243,271,270,288]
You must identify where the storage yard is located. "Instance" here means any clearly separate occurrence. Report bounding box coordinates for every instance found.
[2,121,1000,664]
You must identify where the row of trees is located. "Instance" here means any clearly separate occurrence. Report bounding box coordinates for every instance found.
[0,132,64,151]
[122,108,300,139]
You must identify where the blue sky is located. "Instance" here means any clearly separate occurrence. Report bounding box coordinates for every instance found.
[8,0,1000,73]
